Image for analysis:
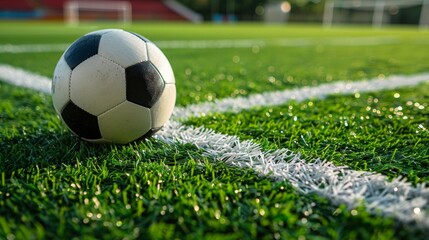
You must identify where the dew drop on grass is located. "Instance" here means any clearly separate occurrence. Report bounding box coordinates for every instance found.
[215,209,221,220]
[194,205,200,212]
[185,68,192,76]
[232,55,240,63]
[414,208,421,215]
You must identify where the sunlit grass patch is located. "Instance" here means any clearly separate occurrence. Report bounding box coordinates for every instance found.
[185,82,429,184]
[1,74,425,240]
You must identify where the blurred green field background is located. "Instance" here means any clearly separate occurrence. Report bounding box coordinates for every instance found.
[1,21,429,106]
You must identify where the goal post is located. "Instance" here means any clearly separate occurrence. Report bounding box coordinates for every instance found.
[64,1,132,25]
[323,0,429,28]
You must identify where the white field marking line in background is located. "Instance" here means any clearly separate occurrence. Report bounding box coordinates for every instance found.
[0,36,399,53]
[174,73,429,119]
[0,64,51,94]
[1,63,429,228]
[156,36,399,48]
[0,44,70,54]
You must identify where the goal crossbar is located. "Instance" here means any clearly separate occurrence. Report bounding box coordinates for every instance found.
[323,0,429,28]
[64,1,132,25]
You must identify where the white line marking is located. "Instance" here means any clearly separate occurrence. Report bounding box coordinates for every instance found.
[274,36,399,47]
[156,120,429,228]
[0,44,70,54]
[0,64,51,94]
[1,63,429,228]
[0,36,399,53]
[156,39,267,49]
[174,74,429,119]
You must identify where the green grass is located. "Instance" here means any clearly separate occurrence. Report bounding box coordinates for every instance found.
[0,82,420,240]
[185,82,429,184]
[1,21,429,239]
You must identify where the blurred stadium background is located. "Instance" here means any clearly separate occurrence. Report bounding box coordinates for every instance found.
[0,0,427,27]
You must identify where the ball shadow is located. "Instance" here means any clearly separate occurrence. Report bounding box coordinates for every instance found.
[0,130,113,175]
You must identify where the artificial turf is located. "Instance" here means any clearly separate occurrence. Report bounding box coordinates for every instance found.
[1,22,429,239]
[185,82,429,184]
[0,81,421,239]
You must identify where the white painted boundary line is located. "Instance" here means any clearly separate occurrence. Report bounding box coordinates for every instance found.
[1,63,429,228]
[0,44,70,54]
[0,36,399,53]
[157,120,429,228]
[174,73,429,119]
[0,64,51,94]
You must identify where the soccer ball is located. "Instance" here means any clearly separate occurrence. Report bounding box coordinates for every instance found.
[52,29,176,144]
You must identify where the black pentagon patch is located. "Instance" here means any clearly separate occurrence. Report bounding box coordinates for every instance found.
[64,34,101,70]
[125,61,165,108]
[131,32,150,42]
[61,101,101,140]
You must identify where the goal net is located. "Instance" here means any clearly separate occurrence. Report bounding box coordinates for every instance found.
[64,1,132,25]
[323,0,429,28]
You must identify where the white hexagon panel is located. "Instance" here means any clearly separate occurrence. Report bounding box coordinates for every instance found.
[98,101,152,144]
[70,55,126,116]
[98,30,149,68]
